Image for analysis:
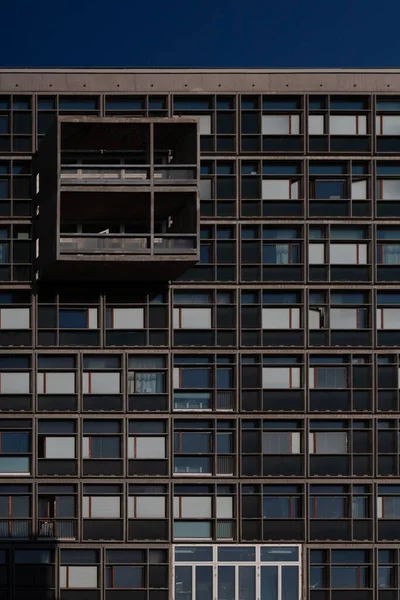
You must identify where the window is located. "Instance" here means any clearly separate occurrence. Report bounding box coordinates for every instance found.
[262,432,301,454]
[377,244,400,264]
[330,308,363,330]
[309,366,347,388]
[40,437,75,459]
[174,496,212,518]
[262,243,300,264]
[0,431,30,474]
[82,372,120,394]
[60,566,98,588]
[128,496,166,518]
[106,308,144,329]
[262,307,300,329]
[377,496,400,518]
[128,436,165,459]
[262,367,300,389]
[173,308,212,329]
[59,309,98,329]
[377,179,400,200]
[128,356,166,394]
[377,308,400,329]
[309,115,325,135]
[309,432,347,454]
[106,565,143,589]
[82,496,120,518]
[263,493,301,518]
[376,115,400,135]
[330,115,367,135]
[313,180,346,199]
[0,372,30,393]
[310,495,346,518]
[0,308,29,329]
[83,437,120,459]
[262,179,299,200]
[262,115,300,135]
[330,243,367,264]
[37,372,75,394]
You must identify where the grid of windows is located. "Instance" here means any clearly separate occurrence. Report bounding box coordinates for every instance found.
[2,74,400,599]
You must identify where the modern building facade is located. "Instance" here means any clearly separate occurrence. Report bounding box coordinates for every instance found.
[1,68,400,599]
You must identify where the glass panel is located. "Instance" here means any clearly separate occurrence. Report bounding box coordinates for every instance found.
[175,565,192,600]
[314,180,346,199]
[282,566,299,600]
[218,547,255,561]
[237,566,255,600]
[261,566,278,600]
[331,566,367,588]
[311,496,346,518]
[218,565,235,600]
[175,547,213,562]
[196,566,212,600]
[261,547,299,561]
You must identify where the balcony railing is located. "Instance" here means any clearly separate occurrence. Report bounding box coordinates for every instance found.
[37,519,76,540]
[59,234,197,255]
[0,519,31,539]
[60,164,197,184]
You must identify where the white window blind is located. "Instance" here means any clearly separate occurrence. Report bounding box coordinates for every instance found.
[329,243,367,264]
[173,496,212,518]
[44,437,75,459]
[216,496,233,519]
[110,308,144,329]
[377,180,400,200]
[262,179,298,200]
[128,436,165,459]
[330,115,366,135]
[128,496,166,518]
[82,496,120,518]
[0,308,30,329]
[262,432,301,454]
[308,115,325,135]
[262,367,300,389]
[262,307,300,329]
[200,179,212,200]
[173,308,211,329]
[0,372,30,394]
[330,308,359,330]
[308,243,325,264]
[351,180,367,200]
[377,308,400,329]
[60,566,98,589]
[82,372,120,394]
[197,115,211,135]
[309,432,347,454]
[376,115,400,135]
[37,372,75,394]
[262,115,299,135]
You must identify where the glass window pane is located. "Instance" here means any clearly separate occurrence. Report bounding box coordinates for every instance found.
[175,566,192,598]
[239,566,255,600]
[261,566,278,600]
[218,565,235,600]
[196,566,212,600]
[282,566,299,600]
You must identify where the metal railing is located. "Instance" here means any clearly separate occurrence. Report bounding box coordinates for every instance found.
[60,165,150,183]
[216,390,235,411]
[60,164,197,184]
[59,234,197,255]
[0,520,31,538]
[37,519,76,539]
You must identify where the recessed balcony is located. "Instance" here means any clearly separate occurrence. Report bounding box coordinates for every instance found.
[35,116,200,281]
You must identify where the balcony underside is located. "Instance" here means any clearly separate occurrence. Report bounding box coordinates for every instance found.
[40,254,198,282]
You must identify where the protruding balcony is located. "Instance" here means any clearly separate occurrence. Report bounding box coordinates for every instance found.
[35,116,200,281]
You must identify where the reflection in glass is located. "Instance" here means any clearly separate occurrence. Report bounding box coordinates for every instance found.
[175,565,192,600]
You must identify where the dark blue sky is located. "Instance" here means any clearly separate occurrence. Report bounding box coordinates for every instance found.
[0,0,399,68]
